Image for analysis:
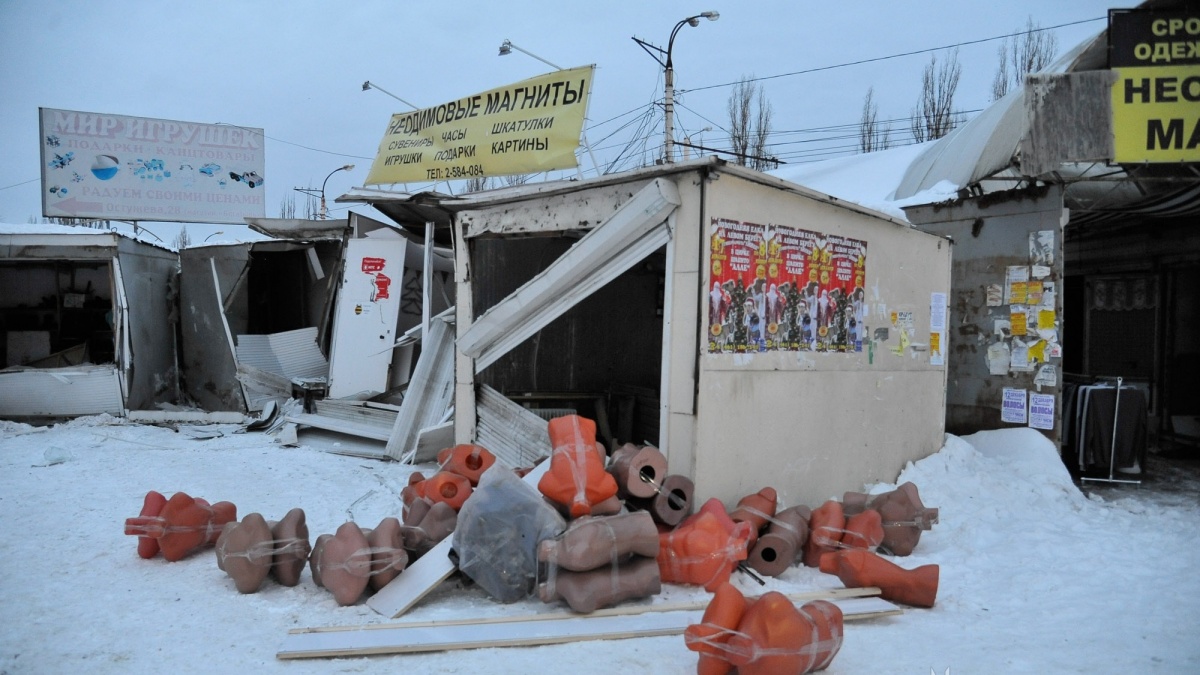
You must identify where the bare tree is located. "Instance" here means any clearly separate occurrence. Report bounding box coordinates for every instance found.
[727,75,775,169]
[501,173,533,187]
[172,225,191,249]
[464,176,491,193]
[992,17,1059,100]
[280,192,318,219]
[858,87,892,153]
[911,49,962,143]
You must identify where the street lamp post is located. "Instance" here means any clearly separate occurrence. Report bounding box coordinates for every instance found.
[319,165,354,220]
[204,231,225,243]
[498,39,600,179]
[362,81,420,111]
[633,11,719,164]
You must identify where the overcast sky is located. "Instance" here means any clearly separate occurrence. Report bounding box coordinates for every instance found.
[0,1,1116,240]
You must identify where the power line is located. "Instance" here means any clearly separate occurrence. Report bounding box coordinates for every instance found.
[0,178,39,192]
[679,17,1104,95]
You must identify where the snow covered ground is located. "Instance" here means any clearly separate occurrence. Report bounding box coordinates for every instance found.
[1,417,1197,674]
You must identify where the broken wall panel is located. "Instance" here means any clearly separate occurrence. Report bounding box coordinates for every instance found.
[388,316,455,462]
[475,384,552,468]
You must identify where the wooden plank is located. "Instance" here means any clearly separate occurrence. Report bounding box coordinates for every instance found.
[277,595,898,659]
[364,457,553,618]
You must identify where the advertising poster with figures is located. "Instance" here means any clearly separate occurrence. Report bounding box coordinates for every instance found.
[707,217,867,355]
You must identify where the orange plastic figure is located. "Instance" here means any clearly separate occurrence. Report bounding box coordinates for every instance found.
[841,509,884,551]
[729,487,778,549]
[842,482,939,556]
[134,490,168,559]
[819,548,939,607]
[405,471,474,512]
[538,415,618,519]
[683,582,748,675]
[725,594,844,675]
[658,498,753,592]
[124,491,237,562]
[803,500,845,567]
[437,444,496,486]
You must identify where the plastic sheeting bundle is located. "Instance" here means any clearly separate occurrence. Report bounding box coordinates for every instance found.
[455,465,566,603]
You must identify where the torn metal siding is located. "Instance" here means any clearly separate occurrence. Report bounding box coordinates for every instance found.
[115,237,180,409]
[387,315,456,462]
[475,384,551,468]
[905,185,1065,441]
[178,245,250,411]
[1020,71,1117,178]
[0,367,124,416]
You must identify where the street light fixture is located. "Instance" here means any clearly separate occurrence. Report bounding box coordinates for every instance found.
[204,231,225,242]
[361,81,420,111]
[496,38,600,178]
[295,165,355,220]
[632,11,719,163]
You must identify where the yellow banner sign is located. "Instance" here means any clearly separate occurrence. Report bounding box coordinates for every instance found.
[365,66,594,185]
[1112,65,1200,163]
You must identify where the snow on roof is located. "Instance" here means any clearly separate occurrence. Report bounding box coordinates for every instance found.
[0,221,176,251]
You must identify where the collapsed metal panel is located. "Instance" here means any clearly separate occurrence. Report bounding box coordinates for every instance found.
[475,384,551,469]
[0,366,124,417]
[388,315,456,462]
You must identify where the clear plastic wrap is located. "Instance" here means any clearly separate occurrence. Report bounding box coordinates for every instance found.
[453,465,566,603]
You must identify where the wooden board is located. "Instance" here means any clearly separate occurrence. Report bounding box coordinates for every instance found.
[277,595,900,659]
[364,457,553,618]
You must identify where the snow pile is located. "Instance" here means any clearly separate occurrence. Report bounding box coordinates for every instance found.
[0,420,1197,673]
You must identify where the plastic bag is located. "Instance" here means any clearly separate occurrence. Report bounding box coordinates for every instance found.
[453,465,566,603]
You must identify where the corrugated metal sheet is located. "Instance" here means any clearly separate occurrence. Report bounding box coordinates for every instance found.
[235,327,329,379]
[0,366,123,417]
[475,384,551,469]
[389,316,456,462]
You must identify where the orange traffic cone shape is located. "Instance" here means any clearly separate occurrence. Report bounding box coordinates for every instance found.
[658,498,753,591]
[538,415,618,519]
[729,487,778,550]
[133,490,168,559]
[419,471,474,512]
[819,548,939,607]
[803,500,845,567]
[437,444,496,486]
[725,593,844,675]
[841,509,884,551]
[684,582,748,675]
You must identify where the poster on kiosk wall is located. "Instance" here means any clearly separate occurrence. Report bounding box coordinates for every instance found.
[708,217,867,355]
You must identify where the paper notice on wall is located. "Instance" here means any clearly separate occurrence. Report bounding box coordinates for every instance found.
[1035,364,1058,388]
[994,318,1012,338]
[930,292,947,331]
[1002,388,1028,424]
[1031,265,1051,280]
[891,328,911,356]
[986,284,1003,307]
[930,331,944,366]
[987,341,1010,375]
[1005,266,1029,304]
[1027,281,1044,305]
[1028,339,1047,364]
[1010,307,1028,336]
[1029,392,1055,429]
[1010,339,1033,371]
[1037,309,1056,331]
[1030,230,1055,266]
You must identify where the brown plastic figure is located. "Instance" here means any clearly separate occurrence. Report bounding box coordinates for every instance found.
[819,548,939,607]
[537,511,659,572]
[215,513,274,594]
[314,522,372,606]
[367,517,408,592]
[729,487,778,549]
[537,555,661,613]
[842,482,939,556]
[628,473,694,527]
[607,443,668,500]
[309,533,331,588]
[401,497,457,559]
[747,505,810,578]
[270,508,311,587]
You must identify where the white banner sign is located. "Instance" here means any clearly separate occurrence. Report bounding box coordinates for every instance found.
[39,108,266,224]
